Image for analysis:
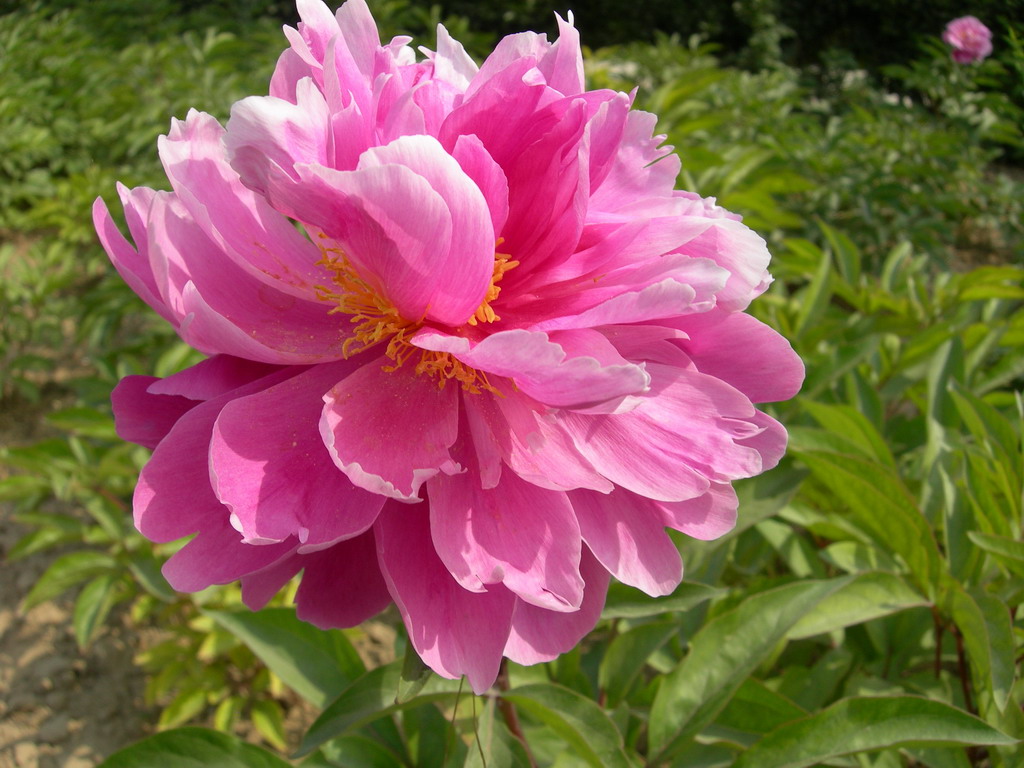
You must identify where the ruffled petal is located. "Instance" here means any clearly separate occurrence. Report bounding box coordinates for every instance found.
[111,376,195,450]
[429,468,584,611]
[503,547,609,665]
[570,489,682,596]
[654,482,739,541]
[210,360,385,547]
[375,501,515,693]
[320,359,459,501]
[413,328,649,411]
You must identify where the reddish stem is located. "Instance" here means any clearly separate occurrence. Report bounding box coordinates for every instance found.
[496,660,538,768]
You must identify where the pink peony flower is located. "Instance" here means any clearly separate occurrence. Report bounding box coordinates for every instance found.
[95,0,803,693]
[943,15,993,63]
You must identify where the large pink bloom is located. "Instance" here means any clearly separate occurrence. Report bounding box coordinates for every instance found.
[942,16,993,64]
[96,0,803,693]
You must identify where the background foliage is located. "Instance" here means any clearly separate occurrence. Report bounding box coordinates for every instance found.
[2,1,1024,766]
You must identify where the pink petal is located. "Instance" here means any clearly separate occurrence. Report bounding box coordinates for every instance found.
[570,489,682,596]
[674,215,771,311]
[412,328,649,411]
[210,360,385,547]
[320,359,459,502]
[111,375,195,450]
[376,501,515,693]
[146,194,342,363]
[146,355,283,401]
[428,468,584,611]
[654,482,739,541]
[537,13,585,96]
[671,311,804,403]
[504,547,610,665]
[259,151,491,326]
[737,410,789,472]
[295,532,392,628]
[558,364,764,502]
[134,368,295,542]
[468,391,613,493]
[161,109,328,296]
[163,515,295,592]
[93,195,179,328]
[451,134,509,238]
[241,554,304,610]
[589,109,679,215]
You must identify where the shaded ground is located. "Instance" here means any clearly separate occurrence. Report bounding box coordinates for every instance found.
[0,517,152,768]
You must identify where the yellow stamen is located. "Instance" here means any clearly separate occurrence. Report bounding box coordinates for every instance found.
[467,241,519,326]
[314,241,511,396]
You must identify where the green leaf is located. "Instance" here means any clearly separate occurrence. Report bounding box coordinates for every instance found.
[73,572,120,649]
[303,735,406,768]
[787,572,928,640]
[98,727,291,768]
[397,641,433,704]
[298,662,463,756]
[464,697,532,768]
[501,683,630,768]
[948,587,1015,711]
[794,450,946,597]
[711,677,807,742]
[21,551,118,611]
[205,608,365,708]
[801,401,895,468]
[127,552,177,602]
[793,244,832,341]
[599,620,677,706]
[818,219,861,285]
[647,578,848,762]
[968,531,1024,577]
[158,688,208,730]
[732,697,1018,768]
[602,581,721,619]
[45,406,118,439]
[250,700,287,752]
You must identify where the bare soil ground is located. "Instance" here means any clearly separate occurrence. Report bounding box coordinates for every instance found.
[1,392,152,768]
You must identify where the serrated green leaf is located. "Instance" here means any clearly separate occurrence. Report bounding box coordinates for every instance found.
[298,662,463,756]
[501,683,630,768]
[205,608,365,708]
[787,572,928,640]
[98,727,290,768]
[732,697,1017,768]
[648,578,848,762]
[602,581,721,619]
[599,620,677,706]
[21,550,118,611]
[73,572,120,649]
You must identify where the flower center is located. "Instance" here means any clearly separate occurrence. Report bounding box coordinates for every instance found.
[314,238,516,395]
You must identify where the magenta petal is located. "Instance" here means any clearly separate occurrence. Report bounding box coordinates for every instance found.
[295,532,392,629]
[504,547,610,665]
[163,515,295,592]
[376,501,515,693]
[210,360,385,547]
[111,376,195,450]
[570,489,682,596]
[321,360,459,501]
[413,328,649,411]
[654,482,739,541]
[147,355,283,401]
[673,311,804,403]
[241,554,303,610]
[134,368,294,542]
[429,469,584,611]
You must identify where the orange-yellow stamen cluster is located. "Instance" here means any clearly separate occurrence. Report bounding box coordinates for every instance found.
[315,242,515,395]
[467,243,519,326]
